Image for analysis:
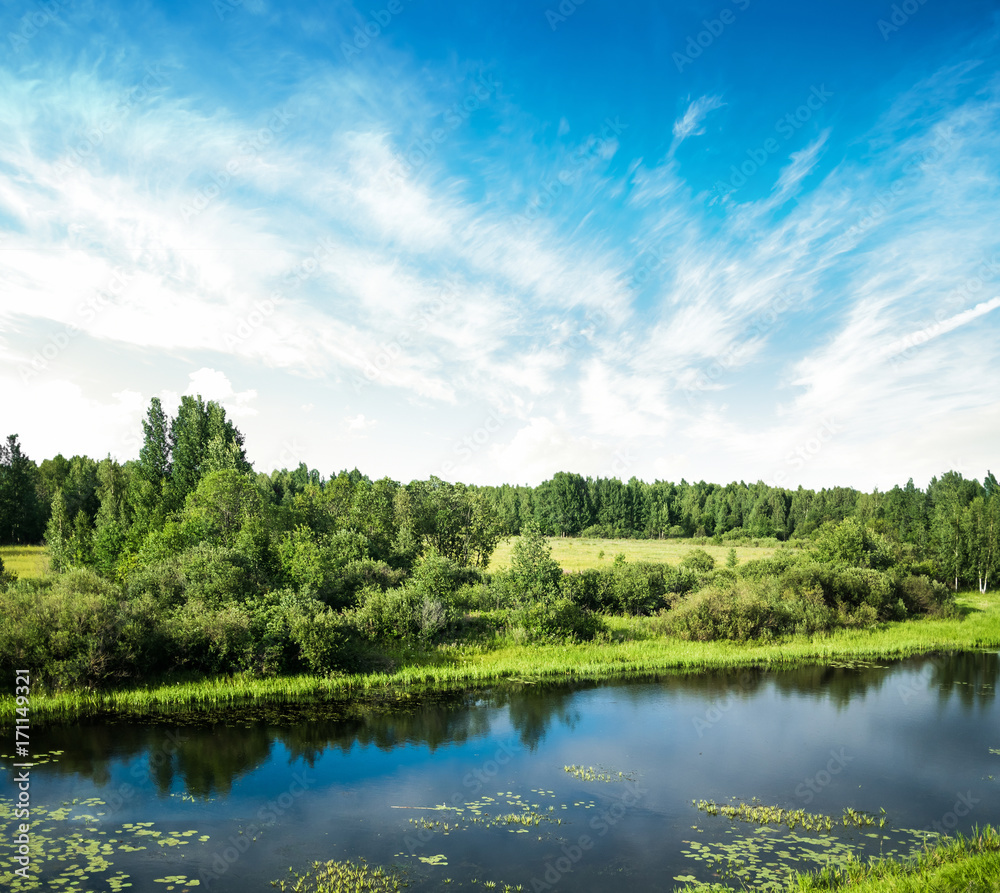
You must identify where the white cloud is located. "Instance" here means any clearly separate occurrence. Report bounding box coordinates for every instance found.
[482,417,619,485]
[2,37,998,490]
[185,368,259,417]
[671,95,725,145]
[346,413,377,431]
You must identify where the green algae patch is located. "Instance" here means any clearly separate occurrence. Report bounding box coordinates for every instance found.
[0,798,210,891]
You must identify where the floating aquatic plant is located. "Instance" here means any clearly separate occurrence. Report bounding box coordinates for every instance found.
[693,798,884,831]
[270,859,407,892]
[563,764,638,783]
[0,797,210,891]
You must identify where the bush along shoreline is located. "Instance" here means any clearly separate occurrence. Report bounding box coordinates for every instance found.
[1,397,996,720]
[5,521,998,724]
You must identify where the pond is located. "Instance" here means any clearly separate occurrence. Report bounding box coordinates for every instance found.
[3,651,998,892]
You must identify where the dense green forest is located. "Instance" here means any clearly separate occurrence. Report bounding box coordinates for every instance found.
[0,396,997,693]
[1,397,997,586]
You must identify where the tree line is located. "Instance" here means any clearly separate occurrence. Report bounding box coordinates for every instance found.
[0,397,998,591]
[0,396,990,691]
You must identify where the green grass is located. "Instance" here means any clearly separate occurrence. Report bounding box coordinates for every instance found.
[488,536,782,571]
[676,826,1000,893]
[0,545,50,578]
[784,827,1000,893]
[6,590,998,723]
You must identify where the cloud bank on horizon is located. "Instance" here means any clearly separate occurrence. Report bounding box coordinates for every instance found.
[0,0,998,491]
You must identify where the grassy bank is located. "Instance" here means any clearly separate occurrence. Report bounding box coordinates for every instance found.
[5,589,997,723]
[679,827,1000,893]
[489,536,781,571]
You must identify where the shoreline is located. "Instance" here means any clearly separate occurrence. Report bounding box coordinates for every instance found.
[6,590,998,724]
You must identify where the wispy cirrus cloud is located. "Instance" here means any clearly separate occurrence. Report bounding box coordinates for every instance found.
[671,94,726,145]
[1,4,998,490]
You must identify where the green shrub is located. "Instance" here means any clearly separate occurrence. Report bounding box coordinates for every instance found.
[408,548,485,600]
[346,584,451,641]
[277,527,372,606]
[560,568,603,610]
[326,559,407,608]
[680,548,716,573]
[664,578,837,642]
[0,569,166,689]
[507,523,562,598]
[164,599,254,673]
[812,518,898,571]
[450,581,494,612]
[560,562,687,615]
[736,550,801,581]
[895,574,953,615]
[0,555,16,591]
[124,555,186,606]
[287,602,359,673]
[506,596,606,643]
[177,544,258,606]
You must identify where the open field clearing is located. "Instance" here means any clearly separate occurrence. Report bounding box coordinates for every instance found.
[0,545,49,578]
[489,536,783,571]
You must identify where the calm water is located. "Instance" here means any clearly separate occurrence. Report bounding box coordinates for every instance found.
[3,652,998,892]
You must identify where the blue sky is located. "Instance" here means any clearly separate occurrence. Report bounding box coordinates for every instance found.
[1,0,999,490]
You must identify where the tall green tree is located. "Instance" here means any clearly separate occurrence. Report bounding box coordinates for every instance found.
[966,495,1000,594]
[91,458,133,578]
[44,487,72,570]
[0,434,45,544]
[536,472,591,536]
[929,471,979,590]
[410,477,504,568]
[167,395,251,511]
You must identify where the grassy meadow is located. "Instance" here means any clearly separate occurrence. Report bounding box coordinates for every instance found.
[5,539,777,578]
[488,536,783,571]
[0,545,49,578]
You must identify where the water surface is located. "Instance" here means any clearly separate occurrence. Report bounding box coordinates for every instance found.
[3,652,998,891]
